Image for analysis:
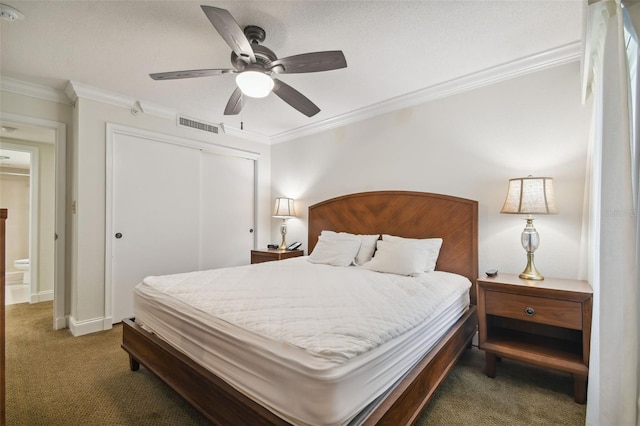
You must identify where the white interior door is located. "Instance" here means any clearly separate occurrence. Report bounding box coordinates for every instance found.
[200,151,255,269]
[111,133,200,323]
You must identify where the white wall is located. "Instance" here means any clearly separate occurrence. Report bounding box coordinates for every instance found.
[272,61,592,280]
[69,96,272,333]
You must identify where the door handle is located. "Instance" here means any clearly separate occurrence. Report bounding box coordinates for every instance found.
[115,233,123,239]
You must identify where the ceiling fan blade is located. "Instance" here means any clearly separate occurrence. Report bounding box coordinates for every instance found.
[150,69,235,80]
[272,79,320,117]
[201,6,255,64]
[224,87,244,115]
[268,51,347,74]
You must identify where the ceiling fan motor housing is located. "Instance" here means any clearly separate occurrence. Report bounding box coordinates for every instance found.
[231,26,283,73]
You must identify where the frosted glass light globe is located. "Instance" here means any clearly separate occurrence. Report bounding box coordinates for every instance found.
[236,71,274,98]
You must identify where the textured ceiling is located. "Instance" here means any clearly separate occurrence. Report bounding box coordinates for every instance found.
[0,1,584,139]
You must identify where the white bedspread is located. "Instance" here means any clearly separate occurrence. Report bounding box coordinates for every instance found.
[135,256,471,425]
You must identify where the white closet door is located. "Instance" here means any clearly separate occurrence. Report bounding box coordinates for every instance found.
[200,151,255,269]
[111,134,200,323]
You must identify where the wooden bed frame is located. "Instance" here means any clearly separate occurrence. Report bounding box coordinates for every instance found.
[122,191,478,425]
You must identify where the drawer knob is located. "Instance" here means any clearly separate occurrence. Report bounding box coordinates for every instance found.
[524,307,536,316]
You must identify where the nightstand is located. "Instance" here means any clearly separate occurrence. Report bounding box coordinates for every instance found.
[250,249,303,264]
[477,273,592,403]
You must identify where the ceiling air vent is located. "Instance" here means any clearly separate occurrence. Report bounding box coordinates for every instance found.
[177,115,223,134]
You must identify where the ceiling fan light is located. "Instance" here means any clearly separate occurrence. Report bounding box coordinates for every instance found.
[236,71,274,98]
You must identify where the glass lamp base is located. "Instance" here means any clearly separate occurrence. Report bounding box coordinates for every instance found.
[519,218,544,280]
[278,220,287,250]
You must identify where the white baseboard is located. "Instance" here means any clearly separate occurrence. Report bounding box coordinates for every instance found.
[68,315,111,336]
[103,317,113,329]
[30,290,53,304]
[54,315,68,330]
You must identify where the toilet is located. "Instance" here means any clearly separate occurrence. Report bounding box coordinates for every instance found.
[14,259,30,284]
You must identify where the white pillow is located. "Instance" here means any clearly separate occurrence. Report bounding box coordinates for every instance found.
[361,240,427,276]
[381,234,443,272]
[320,230,379,265]
[308,235,362,267]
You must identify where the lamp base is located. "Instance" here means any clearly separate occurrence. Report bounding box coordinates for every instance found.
[278,220,287,250]
[519,253,544,280]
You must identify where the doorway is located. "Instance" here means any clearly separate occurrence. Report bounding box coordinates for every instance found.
[0,115,66,330]
[0,145,37,305]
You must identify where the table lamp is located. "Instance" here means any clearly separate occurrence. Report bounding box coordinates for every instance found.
[273,197,296,250]
[500,176,558,280]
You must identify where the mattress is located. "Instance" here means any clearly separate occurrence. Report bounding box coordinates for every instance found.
[134,256,471,426]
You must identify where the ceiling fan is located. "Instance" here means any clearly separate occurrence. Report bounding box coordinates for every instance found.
[150,6,347,117]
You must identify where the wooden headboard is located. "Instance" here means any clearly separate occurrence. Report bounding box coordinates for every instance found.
[308,191,478,302]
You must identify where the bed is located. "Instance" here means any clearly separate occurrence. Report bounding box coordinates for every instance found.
[122,190,478,425]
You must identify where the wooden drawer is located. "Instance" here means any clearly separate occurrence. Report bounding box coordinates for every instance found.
[251,252,276,264]
[250,249,303,264]
[485,290,583,330]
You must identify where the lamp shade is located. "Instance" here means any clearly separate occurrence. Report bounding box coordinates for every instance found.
[236,71,274,98]
[500,176,558,215]
[273,197,296,218]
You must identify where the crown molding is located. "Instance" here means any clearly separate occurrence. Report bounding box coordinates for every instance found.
[64,80,270,143]
[2,41,581,145]
[223,125,271,144]
[0,77,70,104]
[270,42,582,144]
[65,81,175,119]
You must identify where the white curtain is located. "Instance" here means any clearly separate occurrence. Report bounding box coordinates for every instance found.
[584,1,640,425]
